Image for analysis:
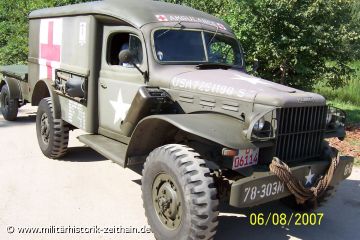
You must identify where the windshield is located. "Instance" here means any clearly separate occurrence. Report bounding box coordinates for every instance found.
[153,29,243,67]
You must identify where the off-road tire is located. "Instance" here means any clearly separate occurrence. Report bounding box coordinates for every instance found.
[142,144,219,240]
[36,97,69,159]
[0,85,18,121]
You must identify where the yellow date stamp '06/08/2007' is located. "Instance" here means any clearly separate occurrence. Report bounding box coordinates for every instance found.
[249,213,324,226]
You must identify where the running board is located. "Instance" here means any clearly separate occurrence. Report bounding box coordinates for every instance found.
[78,134,127,167]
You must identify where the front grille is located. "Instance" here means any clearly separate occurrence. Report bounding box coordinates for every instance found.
[275,106,327,163]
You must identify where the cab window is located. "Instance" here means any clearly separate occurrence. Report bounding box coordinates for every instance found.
[107,33,143,66]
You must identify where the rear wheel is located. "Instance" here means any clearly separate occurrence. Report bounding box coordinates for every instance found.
[36,97,69,159]
[0,85,18,121]
[142,144,219,240]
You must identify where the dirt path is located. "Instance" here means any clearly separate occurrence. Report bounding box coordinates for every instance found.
[329,123,360,164]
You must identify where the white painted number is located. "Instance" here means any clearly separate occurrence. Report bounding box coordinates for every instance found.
[344,163,353,176]
[243,181,285,203]
[79,22,87,46]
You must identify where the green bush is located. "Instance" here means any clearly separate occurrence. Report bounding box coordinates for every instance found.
[316,61,360,105]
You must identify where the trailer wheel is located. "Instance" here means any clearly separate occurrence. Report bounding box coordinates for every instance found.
[0,84,18,121]
[36,97,69,159]
[142,144,219,240]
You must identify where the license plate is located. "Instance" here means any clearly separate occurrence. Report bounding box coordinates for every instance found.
[232,148,259,170]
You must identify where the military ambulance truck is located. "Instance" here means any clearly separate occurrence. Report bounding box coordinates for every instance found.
[0,0,354,239]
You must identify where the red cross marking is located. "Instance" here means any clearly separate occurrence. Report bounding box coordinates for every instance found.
[217,23,226,31]
[40,21,61,79]
[156,15,168,22]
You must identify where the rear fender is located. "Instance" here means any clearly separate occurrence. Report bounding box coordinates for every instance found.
[31,79,61,119]
[0,77,22,100]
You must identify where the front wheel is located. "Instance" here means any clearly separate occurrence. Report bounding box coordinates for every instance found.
[0,85,18,121]
[36,97,69,159]
[142,144,219,240]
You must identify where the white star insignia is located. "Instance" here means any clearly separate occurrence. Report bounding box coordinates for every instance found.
[110,90,131,124]
[305,169,315,185]
[232,74,272,86]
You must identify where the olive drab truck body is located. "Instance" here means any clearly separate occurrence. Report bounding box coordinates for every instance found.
[0,0,354,239]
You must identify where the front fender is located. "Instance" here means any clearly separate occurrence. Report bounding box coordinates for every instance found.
[151,114,255,149]
[126,113,266,166]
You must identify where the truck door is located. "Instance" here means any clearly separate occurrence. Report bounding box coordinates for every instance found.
[98,26,147,140]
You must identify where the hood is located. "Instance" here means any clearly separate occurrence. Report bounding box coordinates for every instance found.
[170,69,325,107]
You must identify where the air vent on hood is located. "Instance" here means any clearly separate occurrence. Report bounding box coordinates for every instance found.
[199,97,216,107]
[222,101,239,112]
[178,94,194,103]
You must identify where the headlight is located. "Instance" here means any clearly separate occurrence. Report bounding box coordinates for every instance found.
[326,106,346,129]
[246,108,277,141]
[253,117,265,132]
[326,109,333,125]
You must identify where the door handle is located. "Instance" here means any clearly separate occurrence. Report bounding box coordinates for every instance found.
[100,82,107,89]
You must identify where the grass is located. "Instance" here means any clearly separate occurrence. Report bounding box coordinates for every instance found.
[315,61,360,166]
[315,61,360,123]
[328,101,360,123]
[316,80,360,106]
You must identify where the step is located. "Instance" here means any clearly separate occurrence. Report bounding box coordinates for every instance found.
[78,134,128,167]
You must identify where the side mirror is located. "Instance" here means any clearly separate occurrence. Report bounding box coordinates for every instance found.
[252,59,259,72]
[118,49,149,83]
[118,50,134,65]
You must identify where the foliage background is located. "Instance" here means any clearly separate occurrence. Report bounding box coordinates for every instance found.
[0,0,88,65]
[0,0,359,91]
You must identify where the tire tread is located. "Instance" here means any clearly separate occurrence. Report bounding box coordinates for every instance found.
[142,144,219,240]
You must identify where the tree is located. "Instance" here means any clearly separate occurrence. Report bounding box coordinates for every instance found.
[0,0,358,90]
[0,0,89,65]
[165,0,359,90]
[351,0,360,59]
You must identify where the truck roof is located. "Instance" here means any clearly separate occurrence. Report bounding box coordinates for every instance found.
[29,0,231,31]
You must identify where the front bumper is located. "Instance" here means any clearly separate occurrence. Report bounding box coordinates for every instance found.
[229,156,354,208]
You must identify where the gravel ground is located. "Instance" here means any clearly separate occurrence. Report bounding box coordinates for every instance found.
[0,105,359,240]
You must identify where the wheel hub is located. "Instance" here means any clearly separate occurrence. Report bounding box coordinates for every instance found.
[152,173,182,230]
[40,113,50,145]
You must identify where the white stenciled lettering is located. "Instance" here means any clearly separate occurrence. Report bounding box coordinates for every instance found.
[278,181,285,193]
[68,100,86,129]
[226,87,235,95]
[172,77,250,98]
[165,15,227,31]
[344,163,353,176]
[185,79,192,89]
[243,181,285,203]
[179,78,186,88]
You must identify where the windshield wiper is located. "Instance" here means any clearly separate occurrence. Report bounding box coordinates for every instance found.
[207,24,219,47]
[156,21,185,39]
[196,63,233,70]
